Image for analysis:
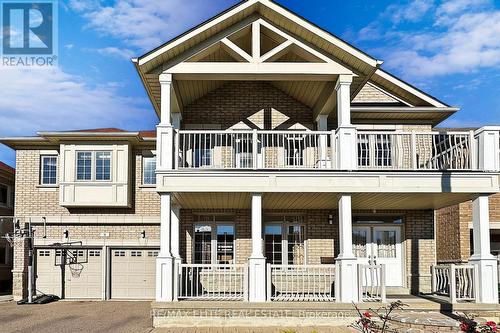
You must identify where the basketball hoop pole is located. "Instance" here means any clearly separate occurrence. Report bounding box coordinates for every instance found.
[27,218,35,304]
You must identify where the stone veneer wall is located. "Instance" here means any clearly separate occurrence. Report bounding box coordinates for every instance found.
[436,193,500,263]
[12,148,160,299]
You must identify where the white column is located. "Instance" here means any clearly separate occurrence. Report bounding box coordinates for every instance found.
[469,195,498,304]
[156,193,174,302]
[336,194,359,303]
[316,115,329,169]
[157,73,174,171]
[170,205,181,301]
[475,127,500,171]
[249,193,266,302]
[335,75,357,170]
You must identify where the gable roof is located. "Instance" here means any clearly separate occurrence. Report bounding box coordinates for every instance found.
[0,162,15,175]
[133,0,453,119]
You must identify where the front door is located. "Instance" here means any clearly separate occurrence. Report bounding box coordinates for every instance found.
[353,225,403,287]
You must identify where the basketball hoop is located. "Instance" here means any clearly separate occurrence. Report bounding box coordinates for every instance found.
[68,263,84,278]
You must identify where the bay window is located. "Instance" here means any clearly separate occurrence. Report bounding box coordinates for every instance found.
[76,151,111,181]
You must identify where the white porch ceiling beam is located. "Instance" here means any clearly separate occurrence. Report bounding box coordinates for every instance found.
[260,40,292,62]
[167,62,352,81]
[257,19,334,64]
[220,38,253,62]
[313,81,337,118]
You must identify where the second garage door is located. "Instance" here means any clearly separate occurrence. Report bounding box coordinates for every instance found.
[110,248,158,299]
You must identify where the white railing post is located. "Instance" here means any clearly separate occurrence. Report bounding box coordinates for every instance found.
[243,265,249,302]
[411,132,418,170]
[380,264,386,303]
[357,264,363,303]
[449,264,457,303]
[475,127,500,171]
[266,263,272,302]
[252,129,258,170]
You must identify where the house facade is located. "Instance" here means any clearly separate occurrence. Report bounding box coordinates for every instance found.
[437,192,500,262]
[1,0,499,312]
[0,161,15,293]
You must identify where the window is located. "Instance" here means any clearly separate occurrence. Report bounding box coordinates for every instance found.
[264,216,305,265]
[194,225,212,264]
[193,217,235,264]
[143,156,156,185]
[216,225,234,264]
[114,250,125,257]
[285,137,304,167]
[194,149,212,167]
[0,184,7,206]
[95,152,111,181]
[265,225,282,265]
[41,156,58,185]
[77,152,92,180]
[76,151,112,181]
[147,251,159,257]
[131,250,142,257]
[89,250,101,257]
[38,250,51,257]
[235,139,253,169]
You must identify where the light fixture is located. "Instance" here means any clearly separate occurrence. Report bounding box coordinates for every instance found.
[63,229,69,239]
[328,214,333,225]
[140,230,146,239]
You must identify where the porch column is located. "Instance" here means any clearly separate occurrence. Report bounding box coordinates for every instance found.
[249,193,266,302]
[335,74,357,170]
[475,127,500,171]
[336,194,359,303]
[316,115,329,169]
[157,73,174,171]
[469,195,499,303]
[156,193,174,302]
[171,205,181,301]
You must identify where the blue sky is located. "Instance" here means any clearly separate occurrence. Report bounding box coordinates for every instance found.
[1,0,500,167]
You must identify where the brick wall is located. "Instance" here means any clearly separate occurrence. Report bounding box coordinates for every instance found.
[180,208,434,293]
[12,147,160,299]
[182,81,314,130]
[436,193,500,263]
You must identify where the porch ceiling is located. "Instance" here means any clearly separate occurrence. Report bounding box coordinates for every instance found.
[173,192,476,210]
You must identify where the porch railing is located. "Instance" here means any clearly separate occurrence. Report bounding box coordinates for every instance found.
[175,129,476,171]
[177,130,334,170]
[357,131,474,170]
[177,264,248,301]
[358,264,386,302]
[266,264,337,301]
[431,264,476,303]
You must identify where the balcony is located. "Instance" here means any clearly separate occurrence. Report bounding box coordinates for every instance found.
[173,129,479,171]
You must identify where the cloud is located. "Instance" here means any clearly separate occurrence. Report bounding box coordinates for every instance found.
[387,0,434,24]
[95,47,135,60]
[0,66,154,138]
[358,0,500,77]
[68,0,238,51]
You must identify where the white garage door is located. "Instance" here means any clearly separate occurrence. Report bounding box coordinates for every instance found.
[36,248,103,299]
[110,248,158,299]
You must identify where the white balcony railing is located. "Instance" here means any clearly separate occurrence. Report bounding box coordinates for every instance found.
[358,264,386,302]
[174,129,478,171]
[178,264,248,301]
[266,264,337,301]
[431,264,476,303]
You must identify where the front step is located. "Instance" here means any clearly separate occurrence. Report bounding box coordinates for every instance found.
[151,301,500,328]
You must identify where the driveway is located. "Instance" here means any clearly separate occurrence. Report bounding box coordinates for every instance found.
[0,301,352,333]
[0,301,154,333]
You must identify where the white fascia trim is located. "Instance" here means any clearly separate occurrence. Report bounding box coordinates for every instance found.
[38,132,140,137]
[138,0,379,68]
[138,0,259,66]
[350,107,460,112]
[375,69,448,108]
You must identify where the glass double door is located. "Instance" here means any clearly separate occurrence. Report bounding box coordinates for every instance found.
[353,226,403,287]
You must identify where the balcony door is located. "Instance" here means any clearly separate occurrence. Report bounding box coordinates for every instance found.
[353,225,403,286]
